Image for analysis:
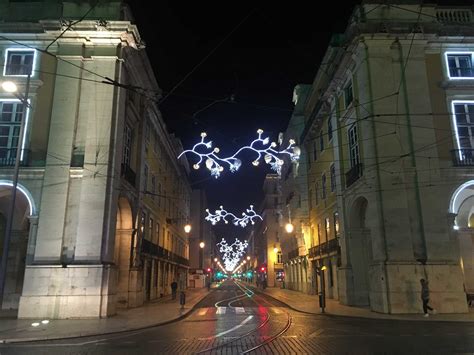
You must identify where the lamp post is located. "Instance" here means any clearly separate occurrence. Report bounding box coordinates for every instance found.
[0,74,31,306]
[199,241,205,270]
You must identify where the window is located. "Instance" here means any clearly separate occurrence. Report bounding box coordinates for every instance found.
[319,132,324,152]
[123,125,132,166]
[452,102,474,150]
[0,101,25,163]
[143,164,148,192]
[330,164,336,192]
[309,189,313,210]
[328,260,333,287]
[148,217,153,240]
[321,173,327,199]
[151,175,156,199]
[348,124,360,168]
[446,53,474,78]
[4,49,35,76]
[328,117,333,141]
[317,223,322,245]
[325,217,330,241]
[333,212,340,237]
[344,81,353,108]
[140,211,146,236]
[277,252,282,264]
[313,141,317,161]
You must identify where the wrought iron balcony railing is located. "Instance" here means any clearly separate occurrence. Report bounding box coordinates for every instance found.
[451,149,474,167]
[308,238,340,258]
[345,163,363,188]
[0,149,30,167]
[141,239,189,267]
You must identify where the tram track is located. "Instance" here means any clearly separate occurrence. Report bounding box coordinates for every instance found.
[194,280,292,354]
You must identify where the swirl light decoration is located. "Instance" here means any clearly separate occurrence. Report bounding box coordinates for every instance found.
[217,238,249,272]
[205,205,262,228]
[177,129,301,178]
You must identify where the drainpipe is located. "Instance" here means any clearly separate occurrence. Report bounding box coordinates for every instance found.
[394,38,427,262]
[362,39,392,313]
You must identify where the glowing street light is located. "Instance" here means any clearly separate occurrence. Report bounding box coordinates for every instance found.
[246,256,250,261]
[214,257,218,262]
[285,222,294,233]
[273,247,279,253]
[184,224,192,234]
[1,81,17,93]
[199,241,205,248]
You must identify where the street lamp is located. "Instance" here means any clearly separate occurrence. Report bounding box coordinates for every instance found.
[246,256,250,261]
[184,224,192,234]
[0,74,31,306]
[199,241,205,270]
[285,222,294,234]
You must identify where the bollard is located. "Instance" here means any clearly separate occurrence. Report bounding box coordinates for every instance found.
[180,291,186,308]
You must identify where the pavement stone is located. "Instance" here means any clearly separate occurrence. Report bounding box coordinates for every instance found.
[0,287,210,343]
[242,282,474,322]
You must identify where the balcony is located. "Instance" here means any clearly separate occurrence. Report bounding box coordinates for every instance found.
[451,149,474,167]
[308,238,340,259]
[141,239,189,267]
[0,149,30,167]
[121,163,136,187]
[345,163,363,188]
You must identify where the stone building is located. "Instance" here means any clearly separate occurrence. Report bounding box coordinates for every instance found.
[279,84,314,294]
[253,174,284,288]
[0,0,191,319]
[298,1,472,314]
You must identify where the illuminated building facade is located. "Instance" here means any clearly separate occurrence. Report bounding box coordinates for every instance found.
[0,1,191,318]
[299,2,472,313]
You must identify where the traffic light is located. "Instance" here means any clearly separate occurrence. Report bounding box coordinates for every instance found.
[207,268,211,273]
[260,266,266,273]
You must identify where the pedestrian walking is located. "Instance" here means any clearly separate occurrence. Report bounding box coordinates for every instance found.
[420,278,436,317]
[171,279,178,300]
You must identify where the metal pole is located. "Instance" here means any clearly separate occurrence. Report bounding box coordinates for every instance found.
[199,246,203,270]
[0,74,31,307]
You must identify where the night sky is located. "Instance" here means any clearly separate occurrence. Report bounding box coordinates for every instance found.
[125,0,468,240]
[124,1,356,240]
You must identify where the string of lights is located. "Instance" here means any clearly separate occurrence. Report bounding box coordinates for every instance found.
[217,238,248,272]
[205,205,262,228]
[178,129,301,178]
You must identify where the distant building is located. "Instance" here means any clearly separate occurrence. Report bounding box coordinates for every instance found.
[279,84,313,294]
[298,2,472,313]
[0,1,191,319]
[252,174,283,288]
[188,189,217,286]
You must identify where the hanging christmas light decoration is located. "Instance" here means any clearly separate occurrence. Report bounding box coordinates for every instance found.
[205,205,262,228]
[217,238,249,272]
[177,129,301,178]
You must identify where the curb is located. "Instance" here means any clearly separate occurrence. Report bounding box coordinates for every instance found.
[243,283,474,323]
[0,290,211,344]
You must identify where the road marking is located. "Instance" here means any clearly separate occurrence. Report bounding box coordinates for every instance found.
[213,315,253,338]
[216,307,227,314]
[235,307,245,313]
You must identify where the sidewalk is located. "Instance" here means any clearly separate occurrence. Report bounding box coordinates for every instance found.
[244,282,474,322]
[0,287,210,343]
